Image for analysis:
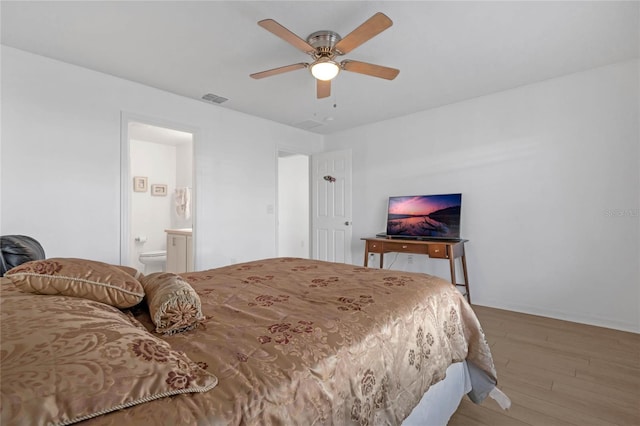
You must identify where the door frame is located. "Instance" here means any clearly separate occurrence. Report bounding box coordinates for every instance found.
[120,112,199,267]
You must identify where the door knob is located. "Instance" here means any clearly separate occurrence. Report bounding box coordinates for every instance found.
[344,221,351,226]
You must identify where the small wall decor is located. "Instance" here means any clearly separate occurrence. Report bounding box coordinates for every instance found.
[133,176,148,192]
[151,184,168,196]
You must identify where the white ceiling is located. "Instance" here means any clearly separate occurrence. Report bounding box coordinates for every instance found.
[129,122,193,145]
[2,1,638,135]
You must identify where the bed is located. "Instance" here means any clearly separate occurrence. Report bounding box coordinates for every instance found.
[1,257,505,425]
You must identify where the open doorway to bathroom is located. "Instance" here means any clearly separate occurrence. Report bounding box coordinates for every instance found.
[121,115,195,274]
[277,151,310,258]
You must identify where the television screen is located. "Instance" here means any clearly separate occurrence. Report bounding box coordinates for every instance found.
[385,193,462,239]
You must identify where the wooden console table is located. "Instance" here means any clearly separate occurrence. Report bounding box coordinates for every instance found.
[362,237,471,303]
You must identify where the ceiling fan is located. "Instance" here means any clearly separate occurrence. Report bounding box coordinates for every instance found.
[250,12,400,99]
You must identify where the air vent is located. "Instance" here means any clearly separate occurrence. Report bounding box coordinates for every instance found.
[201,93,228,104]
[293,120,323,130]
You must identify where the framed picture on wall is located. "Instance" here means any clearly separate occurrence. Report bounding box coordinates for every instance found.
[133,176,148,192]
[151,184,168,196]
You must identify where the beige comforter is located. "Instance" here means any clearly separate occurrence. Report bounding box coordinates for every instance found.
[4,258,497,425]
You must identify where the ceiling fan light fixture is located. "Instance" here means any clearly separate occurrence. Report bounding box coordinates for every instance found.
[252,13,397,98]
[310,58,340,81]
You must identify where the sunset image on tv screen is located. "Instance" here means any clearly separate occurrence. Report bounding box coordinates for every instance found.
[386,194,462,238]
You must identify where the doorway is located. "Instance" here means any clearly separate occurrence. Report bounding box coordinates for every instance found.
[120,114,195,271]
[276,149,353,263]
[277,151,310,258]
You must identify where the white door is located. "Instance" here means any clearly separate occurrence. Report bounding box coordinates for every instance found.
[311,149,352,263]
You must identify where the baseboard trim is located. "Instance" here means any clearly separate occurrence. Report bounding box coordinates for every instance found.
[473,299,639,334]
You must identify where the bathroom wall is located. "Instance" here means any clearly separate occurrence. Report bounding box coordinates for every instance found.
[129,139,176,269]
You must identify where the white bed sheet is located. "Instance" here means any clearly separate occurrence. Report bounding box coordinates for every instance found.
[402,361,471,426]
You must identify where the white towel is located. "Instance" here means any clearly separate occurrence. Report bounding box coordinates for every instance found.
[175,187,191,219]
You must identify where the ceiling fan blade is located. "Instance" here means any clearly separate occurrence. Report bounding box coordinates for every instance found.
[317,79,331,99]
[258,19,316,54]
[342,60,399,80]
[334,12,393,55]
[250,63,308,79]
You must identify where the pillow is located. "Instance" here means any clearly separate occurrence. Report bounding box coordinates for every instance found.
[5,258,145,308]
[113,264,145,281]
[142,272,205,335]
[0,290,217,426]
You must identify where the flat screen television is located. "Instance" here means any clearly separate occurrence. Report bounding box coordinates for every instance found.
[384,193,462,240]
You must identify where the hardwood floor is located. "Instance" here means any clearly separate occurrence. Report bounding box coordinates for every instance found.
[448,305,640,426]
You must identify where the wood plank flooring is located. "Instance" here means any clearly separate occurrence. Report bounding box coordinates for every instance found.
[448,306,640,426]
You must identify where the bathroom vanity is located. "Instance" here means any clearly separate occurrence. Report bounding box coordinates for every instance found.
[165,228,193,273]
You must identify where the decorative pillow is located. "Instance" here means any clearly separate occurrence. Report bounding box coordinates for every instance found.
[5,258,145,308]
[0,290,217,426]
[113,264,145,281]
[142,272,205,335]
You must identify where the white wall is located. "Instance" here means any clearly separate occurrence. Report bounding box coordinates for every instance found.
[278,154,309,258]
[2,46,637,332]
[1,46,323,269]
[325,60,640,332]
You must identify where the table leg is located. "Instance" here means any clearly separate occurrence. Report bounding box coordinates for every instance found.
[448,257,457,289]
[379,253,384,269]
[363,248,369,267]
[461,253,471,303]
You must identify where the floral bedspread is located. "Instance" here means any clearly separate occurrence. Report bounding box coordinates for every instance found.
[82,258,495,425]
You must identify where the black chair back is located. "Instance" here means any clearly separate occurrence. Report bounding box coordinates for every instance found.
[0,235,46,276]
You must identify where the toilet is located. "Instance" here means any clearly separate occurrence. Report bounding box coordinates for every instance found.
[138,250,167,274]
